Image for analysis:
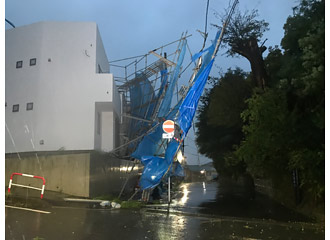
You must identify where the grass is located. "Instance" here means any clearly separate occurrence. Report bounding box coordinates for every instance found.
[93,194,116,201]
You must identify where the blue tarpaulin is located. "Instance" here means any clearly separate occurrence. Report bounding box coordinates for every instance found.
[138,59,214,190]
[174,161,185,177]
[137,29,220,190]
[157,69,168,99]
[139,140,180,190]
[177,59,214,138]
[131,99,183,160]
[128,76,155,138]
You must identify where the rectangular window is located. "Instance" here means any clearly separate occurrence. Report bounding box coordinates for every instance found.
[30,58,37,66]
[26,102,33,111]
[12,104,19,112]
[16,61,23,68]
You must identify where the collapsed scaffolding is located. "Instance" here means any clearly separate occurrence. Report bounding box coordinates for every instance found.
[109,33,193,159]
[111,0,239,202]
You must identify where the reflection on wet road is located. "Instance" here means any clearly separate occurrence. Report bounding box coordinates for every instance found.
[172,182,217,210]
[5,181,324,240]
[144,182,218,216]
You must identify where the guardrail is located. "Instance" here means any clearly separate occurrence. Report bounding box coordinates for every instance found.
[8,173,46,199]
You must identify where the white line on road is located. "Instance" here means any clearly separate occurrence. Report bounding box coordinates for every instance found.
[5,205,51,214]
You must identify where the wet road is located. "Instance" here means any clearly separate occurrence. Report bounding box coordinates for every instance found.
[5,182,324,240]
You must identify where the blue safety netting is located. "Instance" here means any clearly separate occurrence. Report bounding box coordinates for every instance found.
[176,28,219,137]
[173,161,185,177]
[157,69,168,99]
[191,30,219,83]
[139,140,180,190]
[157,39,187,118]
[126,69,169,154]
[137,29,220,190]
[177,59,214,138]
[131,98,183,160]
[128,75,155,138]
[138,59,214,190]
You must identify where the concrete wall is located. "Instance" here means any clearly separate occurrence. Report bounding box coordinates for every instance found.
[5,22,121,154]
[89,152,141,198]
[5,151,141,198]
[95,26,109,73]
[5,151,91,197]
[94,100,121,151]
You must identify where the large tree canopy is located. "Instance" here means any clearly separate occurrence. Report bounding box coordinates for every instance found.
[222,9,269,89]
[196,0,324,205]
[196,68,252,176]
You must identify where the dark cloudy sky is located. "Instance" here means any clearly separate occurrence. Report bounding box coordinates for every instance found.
[5,0,298,165]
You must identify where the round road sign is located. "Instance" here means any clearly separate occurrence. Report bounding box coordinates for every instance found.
[162,120,175,133]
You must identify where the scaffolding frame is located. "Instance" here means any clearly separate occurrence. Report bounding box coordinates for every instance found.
[109,34,191,157]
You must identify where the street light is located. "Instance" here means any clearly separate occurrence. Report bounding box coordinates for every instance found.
[176,150,184,164]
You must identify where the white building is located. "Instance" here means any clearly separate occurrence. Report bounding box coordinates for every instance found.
[5,21,121,153]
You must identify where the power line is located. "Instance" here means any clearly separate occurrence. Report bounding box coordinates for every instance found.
[201,0,210,50]
[5,19,15,28]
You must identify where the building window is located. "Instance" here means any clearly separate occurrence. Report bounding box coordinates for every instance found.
[16,61,23,68]
[12,104,19,112]
[26,102,33,111]
[30,58,37,66]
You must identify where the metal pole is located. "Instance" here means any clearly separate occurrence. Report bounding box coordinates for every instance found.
[168,176,171,204]
[212,0,239,60]
[167,138,171,210]
[125,66,127,82]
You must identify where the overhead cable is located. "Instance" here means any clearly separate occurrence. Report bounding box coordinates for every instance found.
[201,0,210,50]
[5,19,15,28]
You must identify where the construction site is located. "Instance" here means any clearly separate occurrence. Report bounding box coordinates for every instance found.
[4,0,237,202]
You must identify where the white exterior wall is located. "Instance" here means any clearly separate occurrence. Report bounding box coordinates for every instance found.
[101,112,114,151]
[5,22,120,153]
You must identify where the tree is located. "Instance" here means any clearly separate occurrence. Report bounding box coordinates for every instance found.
[222,9,269,89]
[196,68,251,176]
[236,89,292,178]
[207,69,251,128]
[197,0,324,206]
[235,0,325,203]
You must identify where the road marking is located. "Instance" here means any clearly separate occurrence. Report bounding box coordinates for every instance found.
[5,205,51,214]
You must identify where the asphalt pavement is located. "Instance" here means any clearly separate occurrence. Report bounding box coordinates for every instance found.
[5,181,325,240]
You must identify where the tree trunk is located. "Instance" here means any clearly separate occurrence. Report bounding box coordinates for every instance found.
[232,38,268,90]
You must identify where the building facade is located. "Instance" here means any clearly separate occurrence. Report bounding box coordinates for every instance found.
[5,21,121,153]
[4,22,139,198]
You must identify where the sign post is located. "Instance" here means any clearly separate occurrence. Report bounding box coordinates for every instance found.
[162,120,175,139]
[168,175,171,205]
[162,120,175,207]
